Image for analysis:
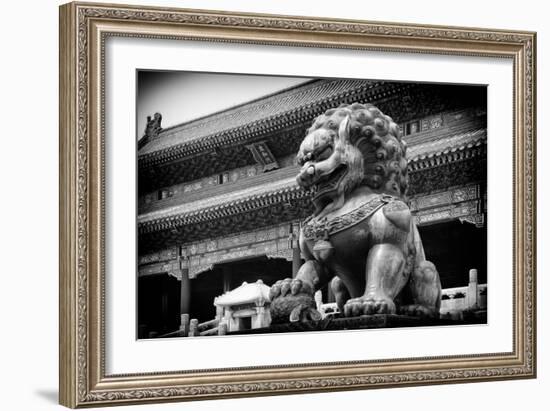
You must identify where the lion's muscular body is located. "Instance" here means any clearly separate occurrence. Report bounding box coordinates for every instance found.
[269,104,441,322]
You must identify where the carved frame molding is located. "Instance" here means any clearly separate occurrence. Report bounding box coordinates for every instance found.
[59,2,536,407]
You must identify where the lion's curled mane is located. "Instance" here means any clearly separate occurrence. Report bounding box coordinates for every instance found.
[305,102,409,199]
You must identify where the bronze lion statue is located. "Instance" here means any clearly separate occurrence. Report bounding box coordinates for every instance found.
[270,103,442,323]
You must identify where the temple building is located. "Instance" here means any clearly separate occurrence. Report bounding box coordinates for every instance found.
[137,79,487,338]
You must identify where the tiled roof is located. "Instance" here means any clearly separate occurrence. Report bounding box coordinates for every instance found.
[138,170,300,225]
[407,128,486,162]
[138,79,385,156]
[214,281,271,307]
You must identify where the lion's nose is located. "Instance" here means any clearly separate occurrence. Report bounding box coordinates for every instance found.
[301,160,314,173]
[297,164,315,187]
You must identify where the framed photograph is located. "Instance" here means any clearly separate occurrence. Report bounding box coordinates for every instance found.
[59,2,537,408]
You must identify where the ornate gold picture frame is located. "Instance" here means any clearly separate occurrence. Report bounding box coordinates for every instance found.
[59,1,536,408]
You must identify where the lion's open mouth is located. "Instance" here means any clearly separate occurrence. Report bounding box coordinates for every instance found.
[311,164,348,201]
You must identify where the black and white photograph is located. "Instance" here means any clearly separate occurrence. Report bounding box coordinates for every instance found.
[136,72,488,339]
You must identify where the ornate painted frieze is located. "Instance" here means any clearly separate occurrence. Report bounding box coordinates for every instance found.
[185,224,298,278]
[139,223,300,278]
[187,225,287,256]
[409,185,479,212]
[139,260,180,278]
[138,247,178,265]
[266,249,295,261]
[413,199,480,226]
[459,213,485,228]
[187,238,292,278]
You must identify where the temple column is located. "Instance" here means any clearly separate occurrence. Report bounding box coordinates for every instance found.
[178,248,191,334]
[180,268,191,316]
[179,267,191,335]
[161,278,169,331]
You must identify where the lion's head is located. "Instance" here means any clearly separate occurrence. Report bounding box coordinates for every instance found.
[296,103,409,215]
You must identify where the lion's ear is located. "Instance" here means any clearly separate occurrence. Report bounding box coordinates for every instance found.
[337,115,351,142]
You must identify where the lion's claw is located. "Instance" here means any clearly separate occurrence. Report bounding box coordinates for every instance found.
[280,279,291,296]
[343,295,396,317]
[270,278,313,299]
[269,281,282,300]
[290,279,302,295]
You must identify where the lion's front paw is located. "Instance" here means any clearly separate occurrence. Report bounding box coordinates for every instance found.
[343,295,396,317]
[269,278,321,324]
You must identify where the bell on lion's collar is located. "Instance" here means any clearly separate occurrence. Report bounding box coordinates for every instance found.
[313,239,334,261]
[313,240,333,252]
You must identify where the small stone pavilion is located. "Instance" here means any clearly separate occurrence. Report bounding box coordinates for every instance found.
[214,280,272,333]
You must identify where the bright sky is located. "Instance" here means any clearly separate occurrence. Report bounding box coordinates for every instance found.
[137,71,311,138]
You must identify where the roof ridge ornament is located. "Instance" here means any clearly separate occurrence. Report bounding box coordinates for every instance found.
[138,112,163,150]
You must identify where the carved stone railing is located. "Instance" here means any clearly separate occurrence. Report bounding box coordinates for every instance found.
[440,269,487,317]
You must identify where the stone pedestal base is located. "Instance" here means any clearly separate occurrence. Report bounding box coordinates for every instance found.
[226,313,486,335]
